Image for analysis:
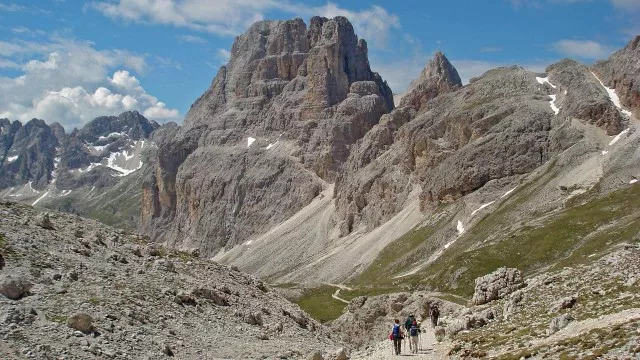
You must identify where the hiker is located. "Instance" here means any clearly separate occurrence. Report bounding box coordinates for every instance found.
[404,314,415,351]
[430,304,440,327]
[390,319,403,355]
[409,319,420,354]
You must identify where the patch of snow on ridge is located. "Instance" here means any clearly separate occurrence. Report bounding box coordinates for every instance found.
[266,141,278,150]
[631,179,638,184]
[549,95,559,115]
[7,155,18,162]
[32,191,49,206]
[247,137,256,147]
[536,76,557,88]
[609,128,629,146]
[456,220,465,235]
[470,201,495,217]
[105,149,142,176]
[61,190,72,196]
[98,132,125,140]
[602,150,608,155]
[501,187,517,198]
[591,72,633,117]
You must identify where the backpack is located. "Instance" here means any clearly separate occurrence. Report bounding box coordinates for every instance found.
[410,324,419,336]
[392,324,401,339]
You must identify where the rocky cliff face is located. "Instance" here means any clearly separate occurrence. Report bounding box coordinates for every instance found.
[0,119,58,189]
[592,35,640,115]
[399,51,462,111]
[0,111,162,229]
[142,17,393,254]
[333,48,633,235]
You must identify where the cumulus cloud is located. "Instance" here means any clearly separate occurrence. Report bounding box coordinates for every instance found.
[89,0,400,48]
[0,39,180,129]
[552,39,615,59]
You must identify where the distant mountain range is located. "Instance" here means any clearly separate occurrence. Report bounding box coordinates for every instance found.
[0,111,165,229]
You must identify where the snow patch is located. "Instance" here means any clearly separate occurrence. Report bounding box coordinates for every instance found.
[601,150,608,155]
[536,76,557,88]
[609,128,629,146]
[549,94,559,115]
[98,132,125,140]
[247,137,256,147]
[456,220,465,235]
[630,179,638,184]
[32,191,49,206]
[470,201,495,217]
[88,144,108,153]
[6,155,18,162]
[501,187,517,198]
[266,141,279,150]
[60,190,72,196]
[592,72,633,117]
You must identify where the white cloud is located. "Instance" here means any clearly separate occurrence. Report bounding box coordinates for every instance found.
[89,0,400,48]
[0,39,180,129]
[215,48,230,64]
[295,3,400,47]
[175,34,208,44]
[611,0,640,10]
[552,39,615,59]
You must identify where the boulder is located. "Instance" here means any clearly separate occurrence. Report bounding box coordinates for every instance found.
[0,275,33,300]
[472,268,525,305]
[555,295,577,310]
[191,287,229,306]
[308,351,324,360]
[334,348,349,360]
[67,313,94,333]
[547,314,573,335]
[35,213,54,230]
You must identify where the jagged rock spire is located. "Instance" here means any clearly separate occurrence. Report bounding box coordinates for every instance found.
[399,51,462,110]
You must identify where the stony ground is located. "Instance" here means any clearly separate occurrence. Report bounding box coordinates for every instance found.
[0,201,344,359]
[446,244,640,359]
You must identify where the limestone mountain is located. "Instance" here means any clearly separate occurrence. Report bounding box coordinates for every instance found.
[0,111,162,229]
[141,16,393,254]
[217,33,639,292]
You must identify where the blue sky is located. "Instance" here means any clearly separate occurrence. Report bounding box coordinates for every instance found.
[0,0,638,130]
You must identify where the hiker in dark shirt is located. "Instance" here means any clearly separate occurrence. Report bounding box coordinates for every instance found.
[430,304,440,327]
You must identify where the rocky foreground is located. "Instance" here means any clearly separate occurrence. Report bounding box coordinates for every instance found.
[330,243,640,359]
[0,201,346,359]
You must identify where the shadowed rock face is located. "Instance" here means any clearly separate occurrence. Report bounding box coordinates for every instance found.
[592,35,640,115]
[1,111,162,229]
[0,119,58,189]
[142,16,394,254]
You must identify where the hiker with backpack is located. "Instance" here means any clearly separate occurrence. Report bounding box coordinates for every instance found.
[404,315,415,351]
[409,319,420,353]
[430,304,440,327]
[390,319,404,355]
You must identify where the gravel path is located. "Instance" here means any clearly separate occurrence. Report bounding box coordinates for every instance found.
[352,326,451,359]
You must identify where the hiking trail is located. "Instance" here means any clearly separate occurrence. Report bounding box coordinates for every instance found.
[352,325,451,359]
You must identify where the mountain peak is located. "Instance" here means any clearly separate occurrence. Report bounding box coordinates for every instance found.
[424,51,462,87]
[398,51,462,110]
